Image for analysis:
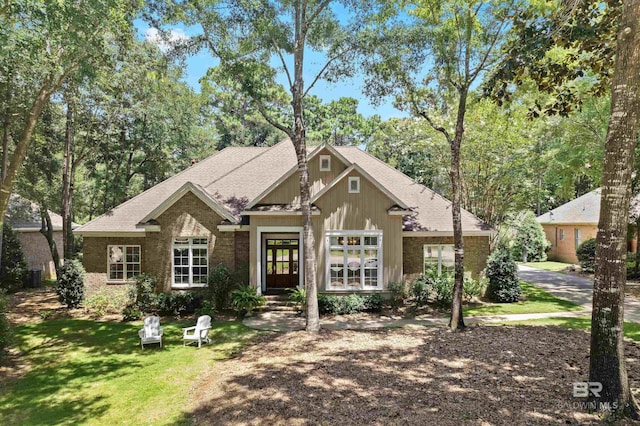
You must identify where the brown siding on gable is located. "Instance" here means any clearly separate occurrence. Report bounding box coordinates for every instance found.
[542,224,597,264]
[258,148,349,205]
[402,236,491,282]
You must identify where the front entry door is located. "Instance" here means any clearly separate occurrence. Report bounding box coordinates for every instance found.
[265,238,299,289]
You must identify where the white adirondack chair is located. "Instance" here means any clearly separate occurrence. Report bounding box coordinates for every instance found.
[182,315,212,348]
[138,316,163,349]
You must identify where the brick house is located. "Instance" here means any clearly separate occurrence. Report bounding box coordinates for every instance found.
[75,141,492,293]
[537,188,639,264]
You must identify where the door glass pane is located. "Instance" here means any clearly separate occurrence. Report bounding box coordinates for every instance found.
[364,236,378,246]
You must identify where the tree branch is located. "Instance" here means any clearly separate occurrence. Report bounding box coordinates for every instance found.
[303,47,352,98]
[270,37,293,90]
[306,0,331,28]
[254,100,293,138]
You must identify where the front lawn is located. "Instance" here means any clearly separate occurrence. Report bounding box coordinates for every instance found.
[495,316,640,342]
[0,319,258,425]
[522,261,573,272]
[464,282,584,316]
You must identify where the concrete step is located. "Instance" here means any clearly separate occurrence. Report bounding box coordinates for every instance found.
[258,305,298,312]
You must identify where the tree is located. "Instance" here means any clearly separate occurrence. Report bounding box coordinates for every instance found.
[362,0,520,330]
[588,0,640,418]
[153,0,363,332]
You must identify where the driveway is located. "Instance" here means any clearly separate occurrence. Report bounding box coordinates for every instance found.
[519,265,640,323]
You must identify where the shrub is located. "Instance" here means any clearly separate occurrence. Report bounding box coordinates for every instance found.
[0,223,28,293]
[0,292,11,358]
[340,294,365,314]
[485,248,521,303]
[122,304,142,321]
[196,300,216,317]
[387,281,407,307]
[576,238,597,272]
[288,287,306,312]
[130,274,158,312]
[510,211,550,262]
[230,285,265,316]
[55,260,85,308]
[84,285,132,318]
[363,294,383,312]
[411,276,431,307]
[207,264,245,311]
[157,292,204,317]
[463,277,486,301]
[317,294,369,315]
[318,294,341,314]
[430,272,455,307]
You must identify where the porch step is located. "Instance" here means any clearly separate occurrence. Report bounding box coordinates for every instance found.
[259,296,298,312]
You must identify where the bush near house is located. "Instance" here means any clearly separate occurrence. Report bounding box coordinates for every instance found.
[230,285,266,316]
[206,263,246,311]
[55,260,86,308]
[576,238,597,273]
[0,223,28,293]
[318,294,383,315]
[122,274,205,319]
[485,248,521,303]
[410,270,485,308]
[510,211,550,262]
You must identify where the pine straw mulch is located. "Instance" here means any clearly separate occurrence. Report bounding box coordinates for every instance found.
[187,326,640,426]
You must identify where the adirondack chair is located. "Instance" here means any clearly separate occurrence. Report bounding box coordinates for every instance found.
[139,316,163,349]
[182,315,212,348]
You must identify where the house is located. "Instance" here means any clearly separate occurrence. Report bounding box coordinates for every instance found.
[5,195,76,280]
[74,141,492,294]
[537,188,639,264]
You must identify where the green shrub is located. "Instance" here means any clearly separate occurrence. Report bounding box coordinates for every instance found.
[317,294,370,315]
[196,300,216,317]
[207,264,245,311]
[0,292,11,358]
[230,285,265,316]
[157,292,204,317]
[84,285,132,318]
[485,248,521,303]
[0,223,28,293]
[463,277,486,301]
[387,281,407,307]
[130,274,158,312]
[363,294,383,312]
[288,287,306,312]
[430,272,455,307]
[318,294,340,314]
[576,238,597,273]
[55,260,85,308]
[511,211,551,262]
[341,294,365,314]
[411,276,431,307]
[122,304,142,321]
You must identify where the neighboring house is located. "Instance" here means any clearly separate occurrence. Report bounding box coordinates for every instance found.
[5,195,77,280]
[537,188,639,264]
[75,141,492,294]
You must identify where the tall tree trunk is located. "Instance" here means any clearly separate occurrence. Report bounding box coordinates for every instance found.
[589,0,640,419]
[62,93,74,259]
[0,84,12,273]
[39,207,61,275]
[294,0,320,333]
[449,88,468,331]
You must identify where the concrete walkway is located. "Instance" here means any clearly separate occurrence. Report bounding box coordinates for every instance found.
[519,264,640,323]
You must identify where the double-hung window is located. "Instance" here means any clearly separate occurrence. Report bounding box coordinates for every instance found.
[173,238,208,287]
[327,231,382,290]
[423,244,455,274]
[108,245,141,282]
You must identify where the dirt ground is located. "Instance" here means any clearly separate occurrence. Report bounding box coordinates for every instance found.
[187,326,640,426]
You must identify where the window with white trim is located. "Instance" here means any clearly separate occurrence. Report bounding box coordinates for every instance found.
[348,176,360,193]
[320,155,331,171]
[108,245,141,281]
[423,244,455,274]
[327,231,382,290]
[172,237,208,287]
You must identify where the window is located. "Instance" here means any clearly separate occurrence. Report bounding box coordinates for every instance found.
[320,155,331,171]
[423,244,455,274]
[348,176,360,193]
[574,229,582,248]
[172,237,208,287]
[559,229,565,241]
[326,231,382,290]
[108,245,141,282]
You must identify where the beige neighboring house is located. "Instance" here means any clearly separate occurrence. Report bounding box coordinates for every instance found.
[75,141,492,294]
[6,195,78,280]
[537,188,639,264]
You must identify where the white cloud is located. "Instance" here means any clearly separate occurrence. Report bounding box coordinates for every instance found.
[145,27,189,51]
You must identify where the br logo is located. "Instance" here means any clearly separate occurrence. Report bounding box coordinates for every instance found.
[573,382,603,398]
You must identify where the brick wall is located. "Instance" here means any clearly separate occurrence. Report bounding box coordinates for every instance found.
[17,230,63,280]
[402,235,491,282]
[543,224,597,264]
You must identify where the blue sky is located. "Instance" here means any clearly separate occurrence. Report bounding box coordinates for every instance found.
[136,20,406,120]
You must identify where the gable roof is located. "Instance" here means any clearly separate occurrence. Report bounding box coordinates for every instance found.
[6,194,78,231]
[75,140,491,234]
[537,188,640,225]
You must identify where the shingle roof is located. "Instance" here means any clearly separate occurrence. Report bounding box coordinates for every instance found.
[537,188,640,224]
[75,140,491,234]
[6,194,78,231]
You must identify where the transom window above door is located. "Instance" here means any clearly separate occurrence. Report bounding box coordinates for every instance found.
[172,237,208,288]
[326,231,382,290]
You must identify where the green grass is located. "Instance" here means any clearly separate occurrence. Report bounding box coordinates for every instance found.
[463,282,584,317]
[522,261,573,272]
[494,316,640,342]
[0,319,258,425]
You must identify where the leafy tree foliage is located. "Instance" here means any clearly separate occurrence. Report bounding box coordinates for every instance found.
[0,223,28,293]
[485,248,521,303]
[510,211,550,262]
[576,238,597,272]
[55,259,86,309]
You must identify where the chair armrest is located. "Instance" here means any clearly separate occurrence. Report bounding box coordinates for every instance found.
[158,327,163,337]
[138,329,144,338]
[182,326,196,332]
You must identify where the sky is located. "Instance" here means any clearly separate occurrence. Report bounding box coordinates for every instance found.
[136,20,407,120]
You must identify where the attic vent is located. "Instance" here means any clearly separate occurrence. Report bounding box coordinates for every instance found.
[348,176,360,193]
[320,155,331,171]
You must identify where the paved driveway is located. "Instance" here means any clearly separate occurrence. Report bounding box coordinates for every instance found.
[519,265,640,323]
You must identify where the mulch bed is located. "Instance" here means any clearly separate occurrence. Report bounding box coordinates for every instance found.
[188,326,640,425]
